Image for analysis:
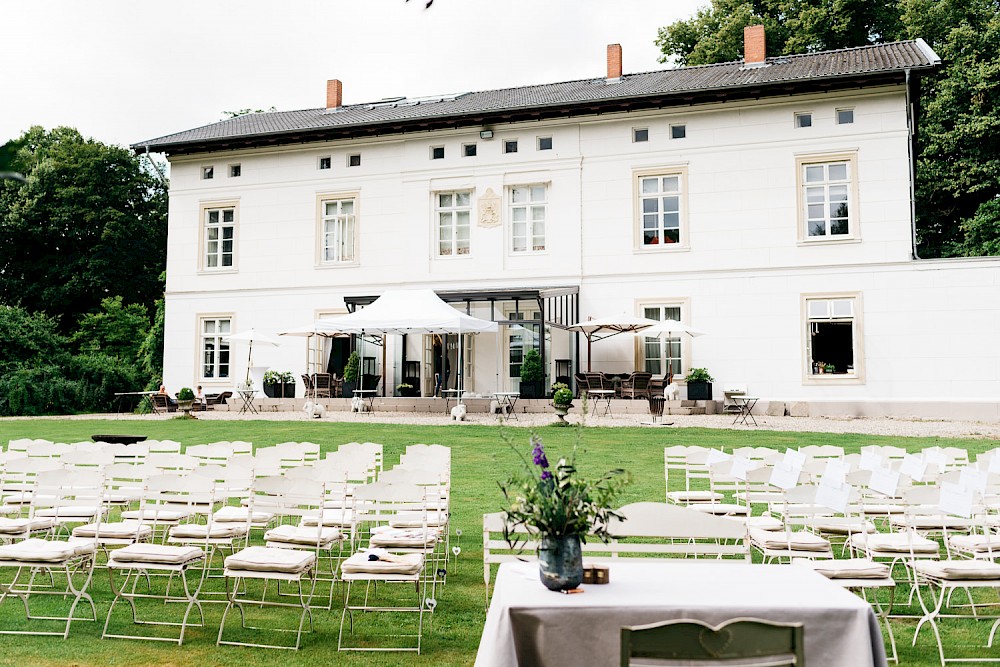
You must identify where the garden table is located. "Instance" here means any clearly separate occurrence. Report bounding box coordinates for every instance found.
[475,560,887,667]
[492,392,520,421]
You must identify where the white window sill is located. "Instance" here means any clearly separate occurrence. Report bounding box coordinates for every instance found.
[634,244,690,254]
[797,236,861,247]
[434,253,473,260]
[803,374,864,386]
[197,268,239,275]
[316,261,360,269]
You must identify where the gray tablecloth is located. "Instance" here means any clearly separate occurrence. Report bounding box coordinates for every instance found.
[475,560,888,667]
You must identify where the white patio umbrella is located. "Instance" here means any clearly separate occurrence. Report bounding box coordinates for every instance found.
[224,328,281,384]
[278,322,349,375]
[637,320,707,382]
[566,314,659,371]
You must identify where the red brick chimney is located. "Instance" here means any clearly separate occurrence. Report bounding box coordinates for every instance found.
[744,25,766,64]
[607,44,622,81]
[326,79,343,109]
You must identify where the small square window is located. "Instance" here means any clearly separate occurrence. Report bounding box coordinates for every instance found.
[431,146,445,160]
[836,108,854,125]
[633,128,649,143]
[795,113,813,128]
[670,124,686,139]
[463,143,477,157]
[537,136,552,151]
[348,154,361,167]
[319,156,331,170]
[229,164,241,178]
[202,166,214,180]
[504,140,518,154]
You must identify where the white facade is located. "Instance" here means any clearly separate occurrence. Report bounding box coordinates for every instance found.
[161,84,1000,417]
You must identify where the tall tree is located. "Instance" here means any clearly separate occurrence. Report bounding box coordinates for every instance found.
[0,127,167,329]
[656,0,1000,258]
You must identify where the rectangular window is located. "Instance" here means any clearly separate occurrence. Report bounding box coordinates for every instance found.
[804,295,861,380]
[436,190,471,256]
[348,154,361,167]
[633,128,649,143]
[229,164,241,178]
[319,156,332,170]
[670,124,686,139]
[510,184,546,253]
[795,113,813,128]
[504,140,518,154]
[431,146,444,160]
[203,206,236,269]
[202,166,214,180]
[321,197,357,264]
[642,305,683,377]
[638,172,684,247]
[537,136,552,151]
[463,143,477,157]
[801,159,852,238]
[200,317,231,380]
[836,108,854,125]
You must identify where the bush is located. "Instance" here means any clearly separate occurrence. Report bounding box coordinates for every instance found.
[685,367,714,383]
[177,387,195,401]
[519,349,544,383]
[70,352,144,413]
[0,364,83,416]
[553,387,574,406]
[343,351,360,382]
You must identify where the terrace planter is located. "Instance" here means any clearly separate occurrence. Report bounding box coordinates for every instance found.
[519,381,544,399]
[686,381,713,401]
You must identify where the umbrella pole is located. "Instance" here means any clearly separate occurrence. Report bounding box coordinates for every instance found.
[246,344,252,385]
[458,330,463,406]
[587,334,593,372]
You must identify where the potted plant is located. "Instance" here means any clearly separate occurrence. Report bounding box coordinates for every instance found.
[519,349,545,399]
[550,382,574,424]
[342,350,360,398]
[262,370,283,398]
[684,367,714,400]
[500,434,628,591]
[396,382,418,397]
[279,371,296,398]
[175,387,196,417]
[824,363,836,374]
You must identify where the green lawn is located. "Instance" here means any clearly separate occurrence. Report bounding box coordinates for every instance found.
[0,418,994,666]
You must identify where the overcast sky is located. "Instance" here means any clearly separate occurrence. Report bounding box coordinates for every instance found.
[1,0,705,149]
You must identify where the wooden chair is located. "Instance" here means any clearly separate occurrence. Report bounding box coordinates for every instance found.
[620,617,804,666]
[573,373,589,398]
[300,374,314,398]
[313,373,333,398]
[150,394,176,414]
[619,372,653,399]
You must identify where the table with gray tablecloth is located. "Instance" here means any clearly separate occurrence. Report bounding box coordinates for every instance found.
[475,560,887,667]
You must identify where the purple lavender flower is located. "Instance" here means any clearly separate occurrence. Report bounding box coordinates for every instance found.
[540,470,553,481]
[531,437,549,469]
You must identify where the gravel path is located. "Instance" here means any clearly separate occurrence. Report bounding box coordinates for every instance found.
[12,409,1000,441]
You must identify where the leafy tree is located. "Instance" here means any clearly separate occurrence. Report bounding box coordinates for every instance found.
[0,126,167,330]
[656,0,1000,258]
[137,279,166,388]
[0,305,69,374]
[71,296,148,361]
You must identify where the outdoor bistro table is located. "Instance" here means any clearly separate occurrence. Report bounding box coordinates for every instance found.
[492,392,520,421]
[237,388,258,415]
[112,391,157,415]
[475,560,887,667]
[585,389,615,416]
[352,388,378,413]
[733,395,759,426]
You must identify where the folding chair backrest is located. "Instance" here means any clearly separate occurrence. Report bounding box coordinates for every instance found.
[25,442,72,459]
[7,438,34,453]
[230,441,253,456]
[352,481,428,532]
[799,444,844,460]
[61,449,116,471]
[251,476,325,535]
[32,468,105,523]
[338,442,383,474]
[141,473,217,539]
[483,511,539,589]
[405,444,451,463]
[608,502,750,561]
[147,453,199,474]
[620,617,804,666]
[187,443,235,466]
[148,440,182,454]
[1,457,63,495]
[103,442,149,466]
[103,463,156,506]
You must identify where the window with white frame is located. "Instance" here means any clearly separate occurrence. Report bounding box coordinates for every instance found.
[805,295,861,378]
[638,172,684,247]
[800,158,854,239]
[642,305,683,378]
[320,197,357,263]
[200,317,231,380]
[510,184,546,253]
[436,190,471,256]
[203,205,236,269]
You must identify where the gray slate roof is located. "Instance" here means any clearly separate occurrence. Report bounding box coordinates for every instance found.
[136,40,939,155]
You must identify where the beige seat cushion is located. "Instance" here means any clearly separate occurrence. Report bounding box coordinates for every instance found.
[264,524,341,547]
[72,521,152,540]
[0,517,55,534]
[890,515,974,530]
[389,510,449,528]
[120,508,189,522]
[299,509,353,528]
[722,514,782,531]
[691,503,749,516]
[850,532,940,554]
[861,504,905,515]
[212,506,273,524]
[793,557,891,579]
[666,491,722,503]
[369,526,440,549]
[813,518,877,535]
[0,538,94,563]
[912,560,1000,581]
[225,545,315,574]
[169,523,248,540]
[36,506,100,519]
[110,543,204,566]
[341,551,423,575]
[750,529,830,551]
[949,534,1000,554]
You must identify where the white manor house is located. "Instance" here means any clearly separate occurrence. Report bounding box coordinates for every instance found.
[138,28,1000,420]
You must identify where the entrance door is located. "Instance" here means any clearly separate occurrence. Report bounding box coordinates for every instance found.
[506,309,540,392]
[422,335,436,396]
